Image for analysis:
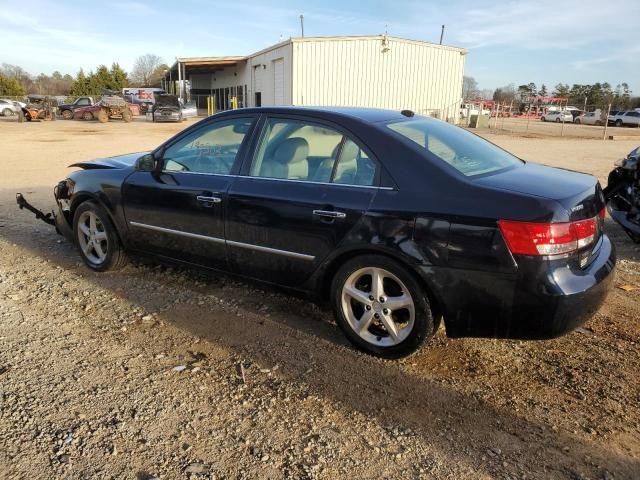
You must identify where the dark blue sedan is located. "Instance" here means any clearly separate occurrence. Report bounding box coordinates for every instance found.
[31,107,615,358]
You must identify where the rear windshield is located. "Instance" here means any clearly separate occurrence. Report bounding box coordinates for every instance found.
[386,118,523,177]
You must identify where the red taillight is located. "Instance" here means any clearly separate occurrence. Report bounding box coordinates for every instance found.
[498,214,599,256]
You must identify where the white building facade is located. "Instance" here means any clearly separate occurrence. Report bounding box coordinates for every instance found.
[170,35,466,119]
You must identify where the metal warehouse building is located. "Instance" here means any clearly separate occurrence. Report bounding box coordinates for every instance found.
[165,35,466,118]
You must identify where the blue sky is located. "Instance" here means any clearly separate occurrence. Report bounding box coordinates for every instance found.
[1,0,638,94]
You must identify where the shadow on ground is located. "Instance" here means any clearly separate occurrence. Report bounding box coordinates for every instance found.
[2,188,639,479]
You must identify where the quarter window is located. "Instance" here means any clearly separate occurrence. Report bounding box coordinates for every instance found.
[248,118,377,186]
[162,118,254,174]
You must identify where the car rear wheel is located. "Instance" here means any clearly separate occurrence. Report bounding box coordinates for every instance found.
[73,201,127,272]
[615,119,623,127]
[2,108,13,116]
[62,110,72,119]
[541,117,546,122]
[555,118,561,123]
[82,111,93,121]
[331,255,434,358]
[574,118,581,124]
[595,120,602,126]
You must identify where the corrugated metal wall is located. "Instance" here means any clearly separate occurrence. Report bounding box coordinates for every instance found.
[291,37,465,116]
[247,43,293,107]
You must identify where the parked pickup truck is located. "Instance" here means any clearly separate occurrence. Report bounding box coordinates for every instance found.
[57,96,95,119]
[608,110,640,127]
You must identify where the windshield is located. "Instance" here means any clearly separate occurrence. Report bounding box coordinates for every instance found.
[386,117,524,177]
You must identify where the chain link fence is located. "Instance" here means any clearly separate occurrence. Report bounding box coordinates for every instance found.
[453,101,640,139]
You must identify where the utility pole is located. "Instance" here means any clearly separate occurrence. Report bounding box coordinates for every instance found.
[300,14,304,38]
[439,25,445,44]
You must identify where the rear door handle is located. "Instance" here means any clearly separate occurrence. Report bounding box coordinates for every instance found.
[196,195,222,206]
[313,209,346,219]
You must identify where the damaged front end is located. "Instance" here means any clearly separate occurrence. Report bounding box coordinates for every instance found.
[16,179,75,241]
[604,145,640,242]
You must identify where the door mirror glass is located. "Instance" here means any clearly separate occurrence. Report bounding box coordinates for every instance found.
[136,153,156,171]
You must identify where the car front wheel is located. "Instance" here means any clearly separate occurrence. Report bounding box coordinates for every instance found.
[331,255,435,358]
[73,201,127,272]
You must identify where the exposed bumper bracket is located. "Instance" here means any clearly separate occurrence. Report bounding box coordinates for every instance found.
[16,193,56,226]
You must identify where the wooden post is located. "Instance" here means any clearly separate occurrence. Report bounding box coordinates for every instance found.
[603,103,611,140]
[560,99,567,137]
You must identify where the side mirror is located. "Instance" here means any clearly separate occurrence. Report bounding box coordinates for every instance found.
[136,153,157,171]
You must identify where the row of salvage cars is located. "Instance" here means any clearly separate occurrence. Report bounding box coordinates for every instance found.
[9,93,197,123]
[63,93,197,123]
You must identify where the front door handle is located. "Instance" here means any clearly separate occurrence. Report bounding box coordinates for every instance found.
[196,195,222,206]
[313,209,346,219]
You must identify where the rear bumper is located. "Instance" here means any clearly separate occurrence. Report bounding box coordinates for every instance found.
[421,235,616,339]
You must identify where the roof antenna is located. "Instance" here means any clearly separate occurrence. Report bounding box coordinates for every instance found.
[300,14,304,37]
[439,24,445,44]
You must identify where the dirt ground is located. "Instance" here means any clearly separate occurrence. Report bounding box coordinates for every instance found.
[0,116,639,480]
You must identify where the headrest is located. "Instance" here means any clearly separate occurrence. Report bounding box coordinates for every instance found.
[339,140,360,162]
[273,137,309,164]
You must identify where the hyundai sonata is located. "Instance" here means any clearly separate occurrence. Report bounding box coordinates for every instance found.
[17,107,615,358]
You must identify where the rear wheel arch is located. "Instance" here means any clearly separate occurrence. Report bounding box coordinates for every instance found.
[320,248,444,328]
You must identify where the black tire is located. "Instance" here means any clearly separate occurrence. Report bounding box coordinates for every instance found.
[72,200,127,272]
[541,117,546,122]
[82,111,93,121]
[595,120,602,126]
[555,118,561,123]
[615,119,623,127]
[97,109,109,123]
[62,109,72,119]
[574,119,580,124]
[122,109,132,123]
[2,108,12,116]
[331,254,435,359]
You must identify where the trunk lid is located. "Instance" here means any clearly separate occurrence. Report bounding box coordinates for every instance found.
[475,162,604,221]
[479,162,606,267]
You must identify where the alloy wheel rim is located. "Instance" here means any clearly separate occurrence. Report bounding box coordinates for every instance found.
[341,267,415,347]
[77,211,108,264]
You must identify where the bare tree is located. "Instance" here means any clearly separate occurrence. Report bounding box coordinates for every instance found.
[130,54,163,86]
[462,76,479,101]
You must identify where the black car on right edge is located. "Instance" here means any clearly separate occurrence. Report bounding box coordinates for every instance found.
[37,107,615,359]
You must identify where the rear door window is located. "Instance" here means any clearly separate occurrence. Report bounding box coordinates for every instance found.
[248,118,378,186]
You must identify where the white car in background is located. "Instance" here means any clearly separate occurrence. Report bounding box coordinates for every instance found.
[541,111,574,123]
[0,99,24,116]
[181,100,198,119]
[609,110,640,127]
[574,111,605,126]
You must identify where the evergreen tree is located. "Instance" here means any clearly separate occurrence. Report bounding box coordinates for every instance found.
[0,73,26,96]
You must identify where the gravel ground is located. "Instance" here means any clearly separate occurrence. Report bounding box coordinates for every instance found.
[0,117,639,479]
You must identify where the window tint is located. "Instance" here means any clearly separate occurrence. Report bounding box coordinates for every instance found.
[162,117,253,174]
[387,117,523,177]
[249,118,376,185]
[332,138,377,186]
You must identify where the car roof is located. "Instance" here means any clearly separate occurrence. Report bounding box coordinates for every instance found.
[215,106,410,124]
